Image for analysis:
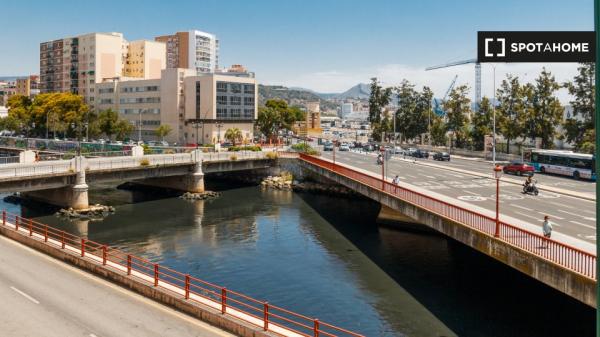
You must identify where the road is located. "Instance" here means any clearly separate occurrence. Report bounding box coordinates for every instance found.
[320,149,597,244]
[0,235,234,337]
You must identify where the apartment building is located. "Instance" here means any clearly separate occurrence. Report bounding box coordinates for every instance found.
[15,75,40,97]
[40,32,165,107]
[94,69,257,144]
[155,30,219,74]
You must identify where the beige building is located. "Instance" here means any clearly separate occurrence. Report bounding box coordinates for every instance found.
[304,101,322,135]
[94,69,256,145]
[15,75,39,97]
[124,40,166,79]
[40,32,165,108]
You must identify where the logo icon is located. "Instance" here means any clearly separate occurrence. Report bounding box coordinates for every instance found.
[484,38,505,57]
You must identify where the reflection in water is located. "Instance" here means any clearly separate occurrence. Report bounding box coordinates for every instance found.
[1,182,593,337]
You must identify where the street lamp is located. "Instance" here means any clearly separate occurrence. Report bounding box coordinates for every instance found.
[192,121,203,148]
[491,64,497,165]
[493,164,503,237]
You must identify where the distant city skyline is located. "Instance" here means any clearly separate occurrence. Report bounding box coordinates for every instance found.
[0,0,593,101]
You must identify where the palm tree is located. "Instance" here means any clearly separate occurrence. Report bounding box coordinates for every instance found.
[224,128,243,145]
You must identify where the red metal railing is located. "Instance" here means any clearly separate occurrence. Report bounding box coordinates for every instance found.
[0,211,363,337]
[299,153,596,280]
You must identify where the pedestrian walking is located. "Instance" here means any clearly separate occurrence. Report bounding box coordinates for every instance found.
[392,175,400,185]
[542,215,553,248]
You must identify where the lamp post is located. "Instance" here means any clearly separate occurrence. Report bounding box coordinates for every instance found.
[381,147,385,190]
[192,121,202,148]
[216,123,223,143]
[493,164,503,237]
[138,111,142,143]
[46,111,50,139]
[332,140,336,164]
[491,64,497,165]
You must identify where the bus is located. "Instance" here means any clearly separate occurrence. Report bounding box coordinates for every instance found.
[523,149,596,181]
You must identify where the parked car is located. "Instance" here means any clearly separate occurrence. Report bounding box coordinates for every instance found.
[503,161,534,176]
[433,152,451,161]
[406,147,418,156]
[339,144,350,151]
[323,142,334,151]
[393,146,404,154]
[362,144,374,152]
[412,149,429,158]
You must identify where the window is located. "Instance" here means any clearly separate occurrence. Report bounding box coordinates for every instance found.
[230,108,241,118]
[244,84,255,94]
[217,95,227,105]
[230,83,241,93]
[217,82,227,92]
[243,108,254,118]
[195,81,201,119]
[99,98,113,104]
[244,97,254,106]
[230,96,241,105]
[217,108,227,118]
[99,88,114,94]
[570,158,592,170]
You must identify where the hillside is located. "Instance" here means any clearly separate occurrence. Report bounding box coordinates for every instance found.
[258,85,338,111]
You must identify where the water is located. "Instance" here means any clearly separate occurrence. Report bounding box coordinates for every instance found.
[4,182,594,337]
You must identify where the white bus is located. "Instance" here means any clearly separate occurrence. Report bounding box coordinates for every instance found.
[523,149,596,181]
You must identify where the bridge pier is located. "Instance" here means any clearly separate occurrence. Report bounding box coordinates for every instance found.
[24,157,90,209]
[135,154,205,193]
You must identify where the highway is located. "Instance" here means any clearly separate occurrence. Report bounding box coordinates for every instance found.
[320,149,597,244]
[0,235,233,337]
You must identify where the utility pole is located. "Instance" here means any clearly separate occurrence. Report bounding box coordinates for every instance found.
[492,65,497,165]
[138,111,142,143]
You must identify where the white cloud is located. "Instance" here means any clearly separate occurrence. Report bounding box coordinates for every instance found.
[263,63,580,103]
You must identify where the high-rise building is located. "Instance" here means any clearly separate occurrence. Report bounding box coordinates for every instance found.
[40,32,166,107]
[155,30,219,74]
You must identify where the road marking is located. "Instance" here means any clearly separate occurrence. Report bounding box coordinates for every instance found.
[510,204,531,211]
[546,201,573,209]
[514,211,542,221]
[406,174,417,179]
[569,221,596,230]
[10,286,39,304]
[461,190,480,196]
[536,212,564,220]
[557,210,595,221]
[457,195,487,201]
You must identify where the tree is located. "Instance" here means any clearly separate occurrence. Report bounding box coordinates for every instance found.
[114,119,134,141]
[256,99,305,140]
[563,63,595,151]
[430,115,447,146]
[443,85,471,148]
[497,75,526,154]
[527,68,563,149]
[224,127,243,145]
[155,124,173,141]
[368,78,392,141]
[95,109,120,140]
[256,106,279,140]
[470,97,493,150]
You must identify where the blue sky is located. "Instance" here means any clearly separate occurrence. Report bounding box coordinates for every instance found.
[0,0,594,99]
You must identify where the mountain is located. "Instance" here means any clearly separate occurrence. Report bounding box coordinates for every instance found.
[331,83,371,100]
[258,85,337,111]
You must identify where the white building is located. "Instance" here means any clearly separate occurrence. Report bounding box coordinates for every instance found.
[341,103,353,117]
[155,30,219,74]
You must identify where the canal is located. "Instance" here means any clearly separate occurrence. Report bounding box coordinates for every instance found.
[3,181,594,337]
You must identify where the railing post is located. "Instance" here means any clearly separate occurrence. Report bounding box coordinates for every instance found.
[61,230,65,249]
[81,238,85,257]
[44,225,48,242]
[263,302,269,331]
[154,264,159,286]
[102,245,107,265]
[28,219,33,236]
[185,274,190,299]
[2,210,5,226]
[127,255,132,275]
[221,288,227,314]
[314,319,320,337]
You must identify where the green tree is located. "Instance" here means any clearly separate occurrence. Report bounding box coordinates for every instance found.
[443,84,471,148]
[256,99,305,140]
[369,77,392,141]
[114,119,134,141]
[563,63,595,151]
[470,97,493,151]
[155,124,173,141]
[497,75,526,154]
[95,109,120,140]
[527,68,563,149]
[224,127,243,145]
[430,115,447,146]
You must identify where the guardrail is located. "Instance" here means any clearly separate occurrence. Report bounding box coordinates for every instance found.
[0,211,363,337]
[0,156,20,165]
[0,160,73,178]
[299,153,596,280]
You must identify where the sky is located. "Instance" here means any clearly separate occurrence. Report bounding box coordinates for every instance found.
[0,0,594,102]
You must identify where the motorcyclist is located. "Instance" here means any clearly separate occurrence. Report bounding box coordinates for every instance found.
[524,175,534,190]
[377,153,383,164]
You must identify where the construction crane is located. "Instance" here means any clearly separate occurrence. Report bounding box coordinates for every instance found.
[432,75,458,116]
[425,58,481,106]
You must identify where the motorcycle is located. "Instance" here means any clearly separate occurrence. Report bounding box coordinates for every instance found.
[522,180,539,195]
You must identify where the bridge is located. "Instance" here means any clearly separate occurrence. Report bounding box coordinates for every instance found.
[297,153,596,307]
[0,147,289,209]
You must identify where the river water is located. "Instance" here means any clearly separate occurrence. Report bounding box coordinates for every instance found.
[3,181,594,337]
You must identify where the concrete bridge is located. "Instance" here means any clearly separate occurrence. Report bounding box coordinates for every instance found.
[297,154,596,307]
[0,149,288,209]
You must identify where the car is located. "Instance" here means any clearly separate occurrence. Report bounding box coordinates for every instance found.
[393,146,404,154]
[406,147,417,156]
[503,161,534,176]
[323,142,334,151]
[362,144,374,152]
[339,144,350,151]
[433,152,451,161]
[412,149,429,158]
